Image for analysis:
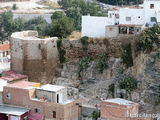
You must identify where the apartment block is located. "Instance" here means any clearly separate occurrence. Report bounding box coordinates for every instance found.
[2,81,81,120]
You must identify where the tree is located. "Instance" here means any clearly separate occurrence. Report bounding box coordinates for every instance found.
[48,16,75,38]
[65,7,82,30]
[0,11,50,42]
[51,11,65,20]
[60,0,104,30]
[1,11,14,36]
[12,17,26,32]
[25,16,49,36]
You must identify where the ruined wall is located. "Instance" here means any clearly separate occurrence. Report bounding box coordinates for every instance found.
[54,35,160,115]
[61,37,126,61]
[10,31,59,84]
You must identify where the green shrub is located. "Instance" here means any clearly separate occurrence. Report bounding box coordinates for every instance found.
[59,49,66,63]
[155,96,160,105]
[80,36,89,51]
[118,75,137,92]
[108,84,115,97]
[154,51,160,59]
[57,39,62,50]
[138,25,160,52]
[79,56,93,77]
[92,111,100,120]
[12,4,18,10]
[56,39,66,64]
[121,44,133,68]
[96,53,108,73]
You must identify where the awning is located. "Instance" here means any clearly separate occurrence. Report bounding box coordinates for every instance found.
[0,105,30,116]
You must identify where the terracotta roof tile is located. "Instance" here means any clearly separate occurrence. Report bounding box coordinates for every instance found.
[0,44,10,51]
[2,70,27,82]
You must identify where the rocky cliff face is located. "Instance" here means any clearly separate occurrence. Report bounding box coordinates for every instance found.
[53,35,160,114]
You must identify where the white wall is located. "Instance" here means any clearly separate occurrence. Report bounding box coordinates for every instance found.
[0,79,7,91]
[156,11,160,23]
[106,25,119,38]
[82,16,115,37]
[143,0,160,25]
[119,8,144,25]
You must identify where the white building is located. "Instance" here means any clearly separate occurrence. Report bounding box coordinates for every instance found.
[81,15,115,37]
[82,0,160,38]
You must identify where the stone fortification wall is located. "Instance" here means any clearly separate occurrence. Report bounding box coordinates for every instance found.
[10,31,59,84]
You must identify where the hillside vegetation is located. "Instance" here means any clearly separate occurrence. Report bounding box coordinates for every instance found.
[97,0,142,5]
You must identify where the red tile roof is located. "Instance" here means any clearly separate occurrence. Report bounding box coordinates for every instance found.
[6,81,38,88]
[0,44,10,51]
[2,70,28,82]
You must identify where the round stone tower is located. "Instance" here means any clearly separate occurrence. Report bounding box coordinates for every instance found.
[10,31,59,84]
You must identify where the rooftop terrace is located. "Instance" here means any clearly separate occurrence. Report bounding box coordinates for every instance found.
[104,98,138,105]
[6,81,40,89]
[37,84,66,92]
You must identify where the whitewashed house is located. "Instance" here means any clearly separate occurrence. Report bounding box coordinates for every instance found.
[82,0,160,38]
[82,11,119,37]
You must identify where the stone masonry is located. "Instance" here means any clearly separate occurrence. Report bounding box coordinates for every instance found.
[10,31,59,84]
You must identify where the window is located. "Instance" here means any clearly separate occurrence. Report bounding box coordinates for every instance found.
[126,17,131,21]
[35,108,40,113]
[6,93,10,100]
[53,111,56,118]
[151,17,156,22]
[150,4,154,9]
